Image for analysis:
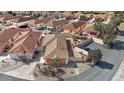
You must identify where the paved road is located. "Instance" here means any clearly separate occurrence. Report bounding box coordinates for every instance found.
[0,73,28,81]
[65,31,124,81]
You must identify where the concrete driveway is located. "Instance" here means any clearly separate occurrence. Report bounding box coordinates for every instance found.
[65,32,124,81]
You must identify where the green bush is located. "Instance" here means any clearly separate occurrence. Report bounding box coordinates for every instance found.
[73,35,87,40]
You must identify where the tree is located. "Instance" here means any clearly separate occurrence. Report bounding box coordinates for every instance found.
[114,11,124,22]
[103,34,115,48]
[7,11,13,15]
[94,22,117,41]
[94,22,105,38]
[110,16,121,27]
[88,49,103,66]
[79,15,90,21]
[95,17,104,22]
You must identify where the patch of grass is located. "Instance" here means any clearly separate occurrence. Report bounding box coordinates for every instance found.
[73,35,87,41]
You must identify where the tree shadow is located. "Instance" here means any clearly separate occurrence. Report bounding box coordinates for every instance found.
[118,30,124,36]
[112,40,124,50]
[96,61,114,70]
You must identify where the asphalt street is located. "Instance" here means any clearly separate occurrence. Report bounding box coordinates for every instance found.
[65,31,124,81]
[0,73,28,81]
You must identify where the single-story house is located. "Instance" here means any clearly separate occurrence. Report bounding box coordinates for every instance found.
[42,33,81,65]
[9,31,43,60]
[81,24,97,38]
[42,33,73,64]
[16,16,38,27]
[28,18,50,30]
[0,28,21,54]
[0,15,19,24]
[46,19,69,32]
[63,21,86,34]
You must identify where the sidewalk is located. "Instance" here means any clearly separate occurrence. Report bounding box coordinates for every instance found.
[112,57,124,81]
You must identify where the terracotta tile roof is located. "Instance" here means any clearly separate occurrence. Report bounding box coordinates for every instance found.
[9,31,42,53]
[93,14,108,19]
[42,33,72,46]
[17,16,38,23]
[0,28,20,45]
[43,33,73,59]
[32,18,50,25]
[47,19,68,27]
[3,15,19,21]
[82,24,95,32]
[64,21,85,30]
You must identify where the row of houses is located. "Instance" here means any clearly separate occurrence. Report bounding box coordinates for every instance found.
[0,27,83,65]
[0,14,111,39]
[0,28,43,60]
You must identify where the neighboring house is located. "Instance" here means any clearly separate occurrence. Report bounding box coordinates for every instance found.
[0,15,19,24]
[42,33,82,65]
[46,19,68,32]
[28,18,50,30]
[9,31,43,60]
[92,14,108,22]
[0,28,21,54]
[16,16,38,27]
[81,24,96,38]
[63,21,85,34]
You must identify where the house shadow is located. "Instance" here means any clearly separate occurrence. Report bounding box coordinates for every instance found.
[96,61,114,70]
[112,40,124,50]
[0,52,8,56]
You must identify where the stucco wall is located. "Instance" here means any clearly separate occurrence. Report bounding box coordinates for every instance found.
[9,53,33,60]
[75,47,88,56]
[92,37,104,45]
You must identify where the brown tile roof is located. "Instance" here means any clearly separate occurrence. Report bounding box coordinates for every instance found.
[17,16,38,23]
[42,33,72,47]
[43,33,73,59]
[82,24,95,32]
[47,19,68,27]
[0,28,20,45]
[32,18,50,25]
[64,21,85,30]
[3,15,19,21]
[9,31,42,53]
[93,14,108,19]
